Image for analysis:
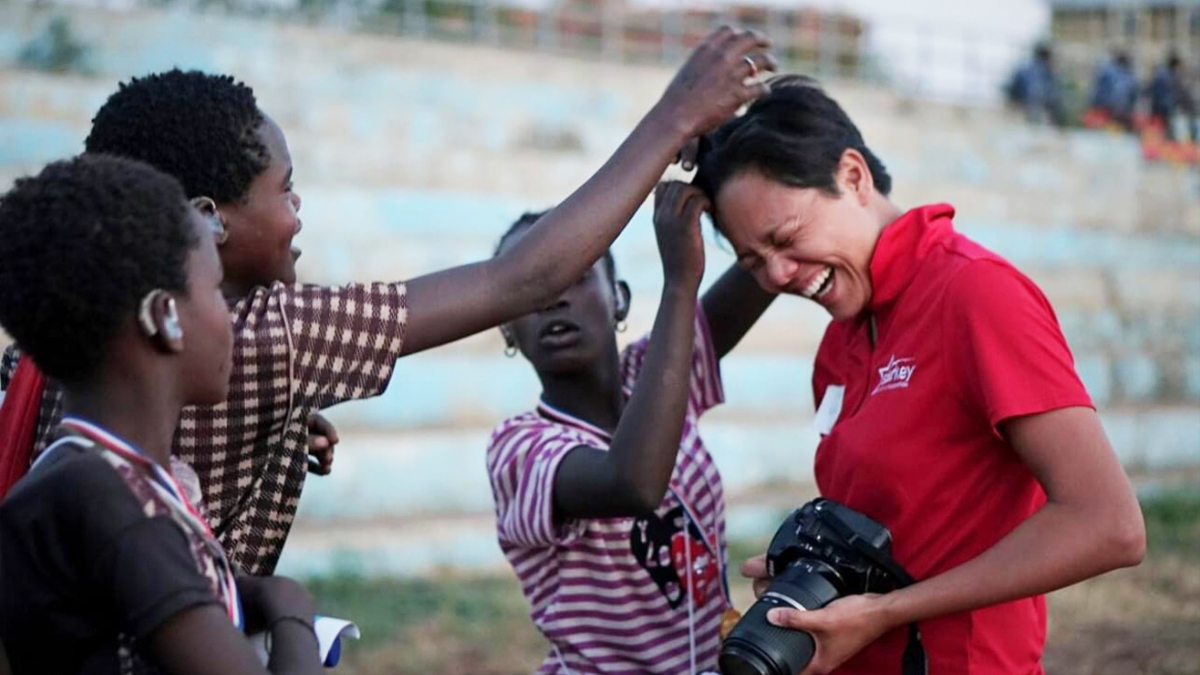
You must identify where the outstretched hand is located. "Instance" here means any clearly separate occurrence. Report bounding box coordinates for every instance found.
[659,26,777,142]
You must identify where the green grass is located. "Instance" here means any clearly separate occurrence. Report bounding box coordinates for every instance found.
[727,534,772,571]
[306,574,532,651]
[306,574,547,674]
[1141,488,1200,552]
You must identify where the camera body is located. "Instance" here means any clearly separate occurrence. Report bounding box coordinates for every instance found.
[765,498,902,596]
[719,499,910,675]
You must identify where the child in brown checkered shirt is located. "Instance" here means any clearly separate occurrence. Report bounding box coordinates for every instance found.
[1,28,777,575]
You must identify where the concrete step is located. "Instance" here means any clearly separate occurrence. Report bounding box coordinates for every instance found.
[292,405,1200,524]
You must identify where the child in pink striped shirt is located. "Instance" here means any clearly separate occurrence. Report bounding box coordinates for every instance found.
[487,182,776,675]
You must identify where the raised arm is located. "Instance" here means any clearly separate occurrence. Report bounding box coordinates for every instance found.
[400,28,775,356]
[701,261,777,360]
[552,183,708,519]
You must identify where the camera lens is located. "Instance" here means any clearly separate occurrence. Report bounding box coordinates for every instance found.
[718,566,840,675]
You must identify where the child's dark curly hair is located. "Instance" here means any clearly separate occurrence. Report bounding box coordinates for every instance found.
[0,155,198,382]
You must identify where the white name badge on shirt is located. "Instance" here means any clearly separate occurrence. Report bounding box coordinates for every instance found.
[814,385,845,436]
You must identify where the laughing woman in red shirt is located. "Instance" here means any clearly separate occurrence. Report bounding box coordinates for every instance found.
[694,76,1146,675]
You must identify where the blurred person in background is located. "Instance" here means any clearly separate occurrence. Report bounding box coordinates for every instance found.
[1086,49,1138,131]
[1147,52,1197,142]
[1005,43,1066,128]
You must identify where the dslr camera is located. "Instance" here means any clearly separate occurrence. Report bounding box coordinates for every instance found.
[719,498,924,675]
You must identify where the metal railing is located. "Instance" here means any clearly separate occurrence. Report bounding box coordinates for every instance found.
[15,0,1038,105]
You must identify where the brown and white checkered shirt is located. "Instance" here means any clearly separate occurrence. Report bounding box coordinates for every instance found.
[1,281,407,575]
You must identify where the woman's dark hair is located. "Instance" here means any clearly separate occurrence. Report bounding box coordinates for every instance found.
[84,69,268,204]
[694,74,892,204]
[495,210,618,284]
[0,155,198,383]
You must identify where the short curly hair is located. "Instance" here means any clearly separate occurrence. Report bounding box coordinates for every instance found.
[84,69,269,204]
[0,155,199,383]
[694,74,892,202]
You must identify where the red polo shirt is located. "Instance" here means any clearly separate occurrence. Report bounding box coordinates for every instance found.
[812,204,1093,675]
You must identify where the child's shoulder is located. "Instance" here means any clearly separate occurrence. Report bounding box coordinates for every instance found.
[487,410,553,449]
[2,442,146,542]
[485,410,594,469]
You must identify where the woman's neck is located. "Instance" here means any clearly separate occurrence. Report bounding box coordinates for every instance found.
[538,357,625,435]
[63,374,181,469]
[872,195,905,233]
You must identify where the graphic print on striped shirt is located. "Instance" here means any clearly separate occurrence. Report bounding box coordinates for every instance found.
[487,309,729,675]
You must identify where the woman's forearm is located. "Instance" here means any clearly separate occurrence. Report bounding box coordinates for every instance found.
[879,496,1144,629]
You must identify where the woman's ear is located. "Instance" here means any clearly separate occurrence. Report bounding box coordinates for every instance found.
[837,149,874,206]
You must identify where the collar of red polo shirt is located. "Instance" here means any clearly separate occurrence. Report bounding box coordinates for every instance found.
[869,203,958,313]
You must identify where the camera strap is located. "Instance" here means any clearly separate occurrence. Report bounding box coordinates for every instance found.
[815,503,929,675]
[902,623,928,675]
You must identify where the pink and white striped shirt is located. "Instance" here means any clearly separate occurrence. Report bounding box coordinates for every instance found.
[487,309,729,675]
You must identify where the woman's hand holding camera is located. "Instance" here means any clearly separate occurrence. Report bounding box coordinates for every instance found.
[738,555,899,675]
[768,594,894,675]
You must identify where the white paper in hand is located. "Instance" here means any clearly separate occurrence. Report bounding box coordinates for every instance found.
[314,616,361,665]
[250,615,361,667]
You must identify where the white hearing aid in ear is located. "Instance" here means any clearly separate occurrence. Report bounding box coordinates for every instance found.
[162,298,183,341]
[138,291,184,341]
[138,292,160,337]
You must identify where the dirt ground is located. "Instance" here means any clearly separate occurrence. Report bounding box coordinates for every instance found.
[310,488,1200,675]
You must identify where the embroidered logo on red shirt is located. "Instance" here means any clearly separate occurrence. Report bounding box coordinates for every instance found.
[872,355,917,395]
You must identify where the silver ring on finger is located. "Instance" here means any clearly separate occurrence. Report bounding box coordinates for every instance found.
[743,54,759,77]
